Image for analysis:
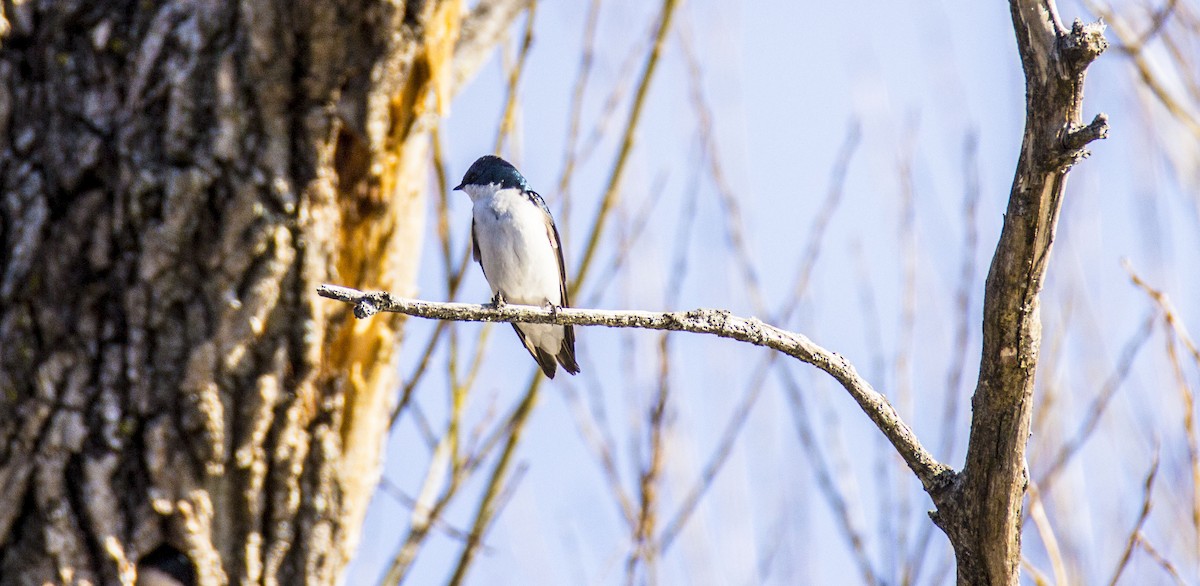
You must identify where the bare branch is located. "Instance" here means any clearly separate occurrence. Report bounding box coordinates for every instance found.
[1059,18,1109,72]
[1108,449,1160,586]
[316,285,955,495]
[1021,558,1054,586]
[1057,112,1111,168]
[1138,535,1189,586]
[376,477,476,546]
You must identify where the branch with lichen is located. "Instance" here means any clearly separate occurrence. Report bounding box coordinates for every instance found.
[317,284,955,495]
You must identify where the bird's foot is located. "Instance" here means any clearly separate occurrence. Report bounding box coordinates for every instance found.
[542,300,561,318]
[487,292,507,309]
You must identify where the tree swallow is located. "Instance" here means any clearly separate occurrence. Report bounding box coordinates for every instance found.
[454,155,580,378]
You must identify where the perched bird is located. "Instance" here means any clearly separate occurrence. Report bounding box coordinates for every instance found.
[455,155,580,378]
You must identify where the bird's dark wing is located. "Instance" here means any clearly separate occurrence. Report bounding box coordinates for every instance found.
[524,189,553,218]
[471,217,484,275]
[525,191,569,308]
[529,190,580,375]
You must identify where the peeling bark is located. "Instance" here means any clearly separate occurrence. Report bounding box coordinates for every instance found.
[0,0,491,583]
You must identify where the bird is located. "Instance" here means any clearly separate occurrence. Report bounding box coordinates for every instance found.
[455,155,580,379]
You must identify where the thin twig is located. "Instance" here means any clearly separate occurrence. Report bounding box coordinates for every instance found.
[377,476,477,544]
[573,30,653,177]
[390,131,476,427]
[433,126,456,286]
[1138,534,1189,586]
[1126,261,1200,377]
[641,122,861,551]
[655,118,860,557]
[627,372,667,586]
[1159,23,1200,106]
[451,0,535,92]
[1163,318,1200,558]
[1108,448,1161,586]
[381,437,460,585]
[849,240,902,584]
[1027,481,1069,586]
[751,517,787,586]
[457,325,495,411]
[657,355,770,553]
[463,391,503,471]
[408,400,439,449]
[1131,0,1179,48]
[938,130,981,461]
[1022,558,1054,586]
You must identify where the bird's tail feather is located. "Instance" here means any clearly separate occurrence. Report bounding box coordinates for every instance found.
[513,323,559,378]
[557,325,580,375]
[533,348,558,379]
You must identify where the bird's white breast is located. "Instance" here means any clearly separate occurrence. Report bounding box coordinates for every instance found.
[467,185,563,308]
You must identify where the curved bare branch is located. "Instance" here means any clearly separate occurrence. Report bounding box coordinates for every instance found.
[317,284,955,495]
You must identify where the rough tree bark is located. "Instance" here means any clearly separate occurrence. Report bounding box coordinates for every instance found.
[0,1,521,584]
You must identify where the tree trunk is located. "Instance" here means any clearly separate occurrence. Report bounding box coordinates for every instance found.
[0,0,485,583]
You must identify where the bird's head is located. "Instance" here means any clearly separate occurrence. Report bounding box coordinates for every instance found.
[454,155,529,193]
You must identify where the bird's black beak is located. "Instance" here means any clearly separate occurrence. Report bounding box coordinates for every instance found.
[453,183,464,191]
